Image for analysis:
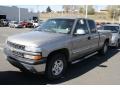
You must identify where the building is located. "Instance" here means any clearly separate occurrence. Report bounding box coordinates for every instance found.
[0,6,37,21]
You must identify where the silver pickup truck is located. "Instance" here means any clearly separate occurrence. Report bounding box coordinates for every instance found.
[4,17,112,79]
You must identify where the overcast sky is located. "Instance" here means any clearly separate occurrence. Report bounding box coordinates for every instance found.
[16,5,107,12]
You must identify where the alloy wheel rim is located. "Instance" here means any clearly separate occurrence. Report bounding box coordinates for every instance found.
[52,60,64,76]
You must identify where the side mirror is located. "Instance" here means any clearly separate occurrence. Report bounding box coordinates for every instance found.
[74,29,86,35]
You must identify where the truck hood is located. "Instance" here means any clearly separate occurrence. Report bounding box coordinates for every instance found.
[7,31,68,47]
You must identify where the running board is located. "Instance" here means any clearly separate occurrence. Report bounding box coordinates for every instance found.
[71,52,98,64]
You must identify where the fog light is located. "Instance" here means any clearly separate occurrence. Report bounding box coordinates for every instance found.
[24,55,42,60]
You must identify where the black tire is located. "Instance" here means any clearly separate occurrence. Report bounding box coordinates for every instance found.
[45,53,67,80]
[98,41,108,55]
[20,68,29,72]
[19,68,32,74]
[115,40,119,48]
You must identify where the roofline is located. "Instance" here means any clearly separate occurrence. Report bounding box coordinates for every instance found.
[48,17,94,21]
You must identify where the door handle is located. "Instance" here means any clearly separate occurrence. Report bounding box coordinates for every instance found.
[88,36,91,40]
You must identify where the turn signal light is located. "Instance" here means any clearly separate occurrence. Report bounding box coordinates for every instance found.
[24,55,42,60]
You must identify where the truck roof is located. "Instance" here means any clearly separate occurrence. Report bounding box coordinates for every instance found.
[49,16,93,20]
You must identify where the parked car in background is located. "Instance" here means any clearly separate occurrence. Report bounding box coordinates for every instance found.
[26,22,34,28]
[0,19,9,27]
[98,24,120,47]
[9,21,19,28]
[31,20,38,28]
[20,20,43,28]
[4,17,112,80]
[16,24,23,28]
[9,21,24,28]
[20,21,28,28]
[20,21,34,28]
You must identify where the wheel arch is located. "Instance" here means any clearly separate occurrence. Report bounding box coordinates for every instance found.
[105,38,110,44]
[47,48,70,63]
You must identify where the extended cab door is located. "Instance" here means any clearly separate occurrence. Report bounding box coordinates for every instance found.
[87,20,100,51]
[71,19,91,60]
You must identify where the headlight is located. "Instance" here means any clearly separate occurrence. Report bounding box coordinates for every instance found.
[25,46,42,52]
[24,46,42,60]
[24,54,42,60]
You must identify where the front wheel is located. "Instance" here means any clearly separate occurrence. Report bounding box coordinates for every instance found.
[98,42,108,55]
[45,53,67,80]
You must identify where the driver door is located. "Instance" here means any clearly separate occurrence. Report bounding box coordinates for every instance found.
[71,19,91,60]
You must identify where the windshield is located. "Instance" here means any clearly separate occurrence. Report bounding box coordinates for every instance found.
[35,19,75,34]
[103,26,119,33]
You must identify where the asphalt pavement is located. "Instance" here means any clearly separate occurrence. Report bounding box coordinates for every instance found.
[0,27,120,85]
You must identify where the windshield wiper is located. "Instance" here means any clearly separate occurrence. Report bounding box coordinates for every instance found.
[43,29,57,33]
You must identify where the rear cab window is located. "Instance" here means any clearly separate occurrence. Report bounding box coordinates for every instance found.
[87,20,97,33]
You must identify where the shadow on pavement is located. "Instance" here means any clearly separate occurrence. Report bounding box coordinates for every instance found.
[0,48,119,85]
[0,71,47,85]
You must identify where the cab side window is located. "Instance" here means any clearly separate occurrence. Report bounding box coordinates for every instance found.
[87,20,96,33]
[74,19,89,34]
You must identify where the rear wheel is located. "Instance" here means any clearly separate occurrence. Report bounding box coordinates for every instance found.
[98,41,108,55]
[45,53,67,80]
[115,40,119,48]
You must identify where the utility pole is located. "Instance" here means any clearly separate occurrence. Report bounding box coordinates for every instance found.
[18,7,20,23]
[118,8,120,24]
[85,5,88,18]
[112,10,115,23]
[119,15,120,24]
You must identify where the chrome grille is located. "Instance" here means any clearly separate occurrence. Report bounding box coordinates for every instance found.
[7,41,25,51]
[12,51,24,57]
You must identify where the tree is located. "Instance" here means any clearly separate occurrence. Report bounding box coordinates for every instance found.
[87,5,95,15]
[79,5,95,15]
[79,6,84,13]
[46,6,52,13]
[63,5,80,13]
[62,5,71,13]
[107,5,120,19]
[62,5,95,14]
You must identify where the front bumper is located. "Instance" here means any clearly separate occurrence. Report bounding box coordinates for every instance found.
[4,48,47,73]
